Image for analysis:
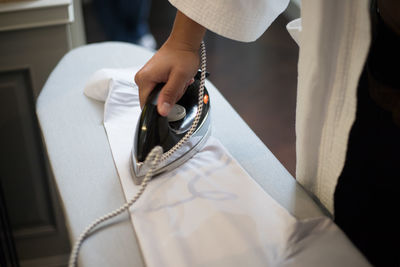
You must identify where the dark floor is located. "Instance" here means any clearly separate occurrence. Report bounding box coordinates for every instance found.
[82,0,299,176]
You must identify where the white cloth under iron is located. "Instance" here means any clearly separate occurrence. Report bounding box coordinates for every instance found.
[84,68,370,267]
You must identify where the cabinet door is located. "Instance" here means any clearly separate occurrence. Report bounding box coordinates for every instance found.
[0,182,19,267]
[0,69,70,264]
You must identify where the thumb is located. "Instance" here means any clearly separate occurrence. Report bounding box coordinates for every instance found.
[157,72,187,116]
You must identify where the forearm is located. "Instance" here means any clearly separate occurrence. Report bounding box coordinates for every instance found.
[166,11,207,51]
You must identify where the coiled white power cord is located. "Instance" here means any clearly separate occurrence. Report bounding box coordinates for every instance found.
[68,41,207,267]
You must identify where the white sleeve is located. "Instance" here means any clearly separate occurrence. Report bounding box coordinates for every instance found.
[168,0,289,42]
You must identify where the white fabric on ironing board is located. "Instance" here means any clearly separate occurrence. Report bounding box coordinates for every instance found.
[84,68,370,267]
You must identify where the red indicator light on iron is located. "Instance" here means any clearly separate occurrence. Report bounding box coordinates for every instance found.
[203,94,209,104]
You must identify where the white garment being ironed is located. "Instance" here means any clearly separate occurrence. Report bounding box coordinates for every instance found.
[169,0,371,213]
[83,67,370,267]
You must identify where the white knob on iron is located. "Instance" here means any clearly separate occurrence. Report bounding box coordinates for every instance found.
[167,104,186,122]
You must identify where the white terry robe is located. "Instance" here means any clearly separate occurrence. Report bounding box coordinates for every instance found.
[169,0,371,213]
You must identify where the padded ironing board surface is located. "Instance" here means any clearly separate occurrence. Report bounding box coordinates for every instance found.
[36,42,324,267]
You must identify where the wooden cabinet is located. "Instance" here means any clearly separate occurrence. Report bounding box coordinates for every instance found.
[0,1,85,265]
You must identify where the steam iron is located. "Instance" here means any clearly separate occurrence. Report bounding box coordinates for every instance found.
[130,71,211,184]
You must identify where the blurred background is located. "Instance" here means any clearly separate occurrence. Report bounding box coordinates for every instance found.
[0,0,299,265]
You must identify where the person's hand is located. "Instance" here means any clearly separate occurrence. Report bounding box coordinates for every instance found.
[135,38,199,116]
[134,11,206,116]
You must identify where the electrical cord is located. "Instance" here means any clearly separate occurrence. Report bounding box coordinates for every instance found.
[68,41,207,267]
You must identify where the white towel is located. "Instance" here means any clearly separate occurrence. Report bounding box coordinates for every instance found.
[84,68,370,267]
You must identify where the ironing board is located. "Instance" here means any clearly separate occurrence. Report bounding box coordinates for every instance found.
[36,42,325,266]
